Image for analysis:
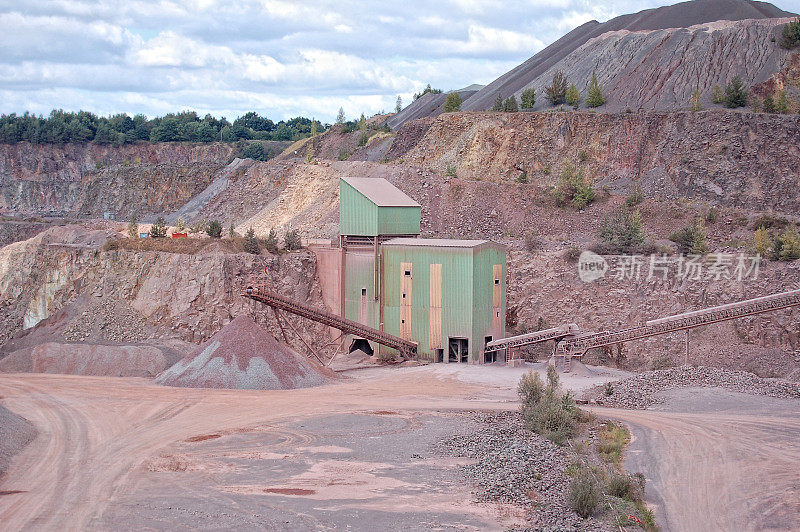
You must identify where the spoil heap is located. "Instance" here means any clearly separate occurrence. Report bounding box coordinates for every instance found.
[155,315,332,390]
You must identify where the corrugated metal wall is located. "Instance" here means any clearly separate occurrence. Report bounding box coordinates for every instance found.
[378,206,421,236]
[339,181,421,237]
[472,246,507,362]
[339,180,379,236]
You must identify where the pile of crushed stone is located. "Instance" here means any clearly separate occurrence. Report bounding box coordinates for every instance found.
[0,405,36,479]
[155,315,334,390]
[586,365,800,409]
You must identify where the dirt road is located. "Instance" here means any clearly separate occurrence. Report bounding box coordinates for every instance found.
[595,388,800,532]
[0,369,517,530]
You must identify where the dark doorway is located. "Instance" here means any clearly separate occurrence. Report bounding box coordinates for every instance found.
[435,349,444,363]
[484,336,496,363]
[349,338,374,356]
[448,338,469,363]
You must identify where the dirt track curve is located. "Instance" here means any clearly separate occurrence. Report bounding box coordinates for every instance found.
[596,388,800,532]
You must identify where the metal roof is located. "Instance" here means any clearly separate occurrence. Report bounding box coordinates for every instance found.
[383,237,503,249]
[341,177,420,207]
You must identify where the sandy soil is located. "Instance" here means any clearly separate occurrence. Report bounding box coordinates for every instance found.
[594,388,800,532]
[0,366,522,530]
[2,364,799,530]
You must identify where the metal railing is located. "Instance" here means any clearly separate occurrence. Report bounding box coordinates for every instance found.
[486,323,580,352]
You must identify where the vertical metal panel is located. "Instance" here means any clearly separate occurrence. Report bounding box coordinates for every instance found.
[400,262,413,339]
[339,180,379,236]
[492,263,502,337]
[471,246,506,363]
[378,206,422,236]
[343,250,379,330]
[429,263,442,349]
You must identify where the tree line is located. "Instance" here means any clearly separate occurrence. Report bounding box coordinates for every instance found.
[0,110,325,145]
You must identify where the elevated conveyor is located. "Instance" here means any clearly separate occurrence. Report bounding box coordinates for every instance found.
[243,284,418,359]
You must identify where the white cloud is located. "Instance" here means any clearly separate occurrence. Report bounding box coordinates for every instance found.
[4,0,797,122]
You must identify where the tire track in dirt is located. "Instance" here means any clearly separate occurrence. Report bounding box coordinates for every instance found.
[594,406,800,532]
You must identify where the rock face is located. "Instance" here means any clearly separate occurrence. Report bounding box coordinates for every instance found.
[462,0,795,112]
[391,111,800,215]
[0,142,236,218]
[155,315,332,390]
[0,342,171,378]
[0,225,329,352]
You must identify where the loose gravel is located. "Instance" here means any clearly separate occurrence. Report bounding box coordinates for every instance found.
[586,365,800,409]
[433,411,610,532]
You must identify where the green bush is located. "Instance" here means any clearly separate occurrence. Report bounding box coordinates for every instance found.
[607,472,639,501]
[670,221,708,254]
[519,366,580,445]
[724,77,748,108]
[568,471,600,518]
[626,183,643,206]
[773,226,800,261]
[566,84,580,107]
[206,220,222,238]
[711,84,725,104]
[780,16,800,49]
[446,165,457,178]
[586,72,605,108]
[150,216,167,238]
[492,93,504,111]
[553,162,594,209]
[262,227,279,253]
[284,229,302,250]
[546,71,568,105]
[503,96,519,112]
[515,170,528,184]
[443,92,462,112]
[243,227,260,254]
[517,371,545,405]
[521,88,536,109]
[337,147,350,161]
[597,208,645,253]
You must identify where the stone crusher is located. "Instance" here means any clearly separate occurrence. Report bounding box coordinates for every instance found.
[243,284,418,360]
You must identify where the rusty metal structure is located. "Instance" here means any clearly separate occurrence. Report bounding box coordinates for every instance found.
[485,324,579,357]
[243,283,418,359]
[553,288,800,368]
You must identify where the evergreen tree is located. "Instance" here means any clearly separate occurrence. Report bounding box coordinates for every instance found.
[586,72,606,108]
[711,84,725,104]
[127,214,138,239]
[776,90,789,113]
[565,84,580,108]
[520,88,536,109]
[395,95,403,113]
[206,220,222,238]
[492,93,504,111]
[284,229,302,251]
[243,227,260,254]
[763,94,776,113]
[229,221,236,238]
[443,92,462,112]
[503,95,519,112]
[336,107,345,124]
[546,71,568,105]
[780,16,800,49]
[176,217,186,233]
[264,227,279,253]
[724,77,748,108]
[150,216,167,238]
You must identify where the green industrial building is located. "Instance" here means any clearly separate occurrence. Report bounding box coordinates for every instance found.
[338,177,506,363]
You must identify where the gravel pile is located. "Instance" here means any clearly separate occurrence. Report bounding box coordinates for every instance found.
[62,298,149,343]
[433,411,609,532]
[588,365,800,409]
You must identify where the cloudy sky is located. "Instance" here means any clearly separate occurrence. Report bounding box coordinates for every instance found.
[1,0,798,122]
